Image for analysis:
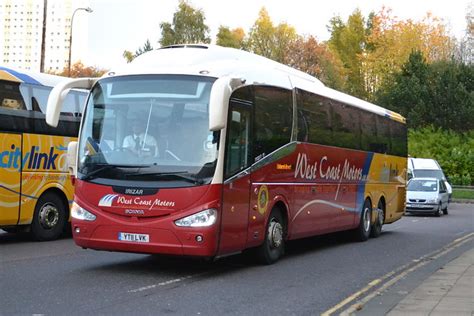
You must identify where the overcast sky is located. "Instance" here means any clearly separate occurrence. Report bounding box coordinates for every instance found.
[81,0,472,69]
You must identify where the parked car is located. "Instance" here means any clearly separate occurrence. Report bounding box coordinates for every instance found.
[406,177,449,217]
[408,157,452,201]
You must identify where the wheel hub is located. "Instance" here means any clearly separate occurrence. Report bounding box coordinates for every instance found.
[268,220,283,248]
[363,207,371,232]
[39,203,59,229]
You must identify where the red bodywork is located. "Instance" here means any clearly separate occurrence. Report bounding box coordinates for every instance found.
[72,143,376,257]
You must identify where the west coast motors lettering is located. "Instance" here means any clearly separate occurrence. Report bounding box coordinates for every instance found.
[294,153,364,181]
[117,196,175,209]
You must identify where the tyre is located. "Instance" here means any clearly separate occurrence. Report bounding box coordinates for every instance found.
[354,199,372,242]
[256,208,286,265]
[31,192,68,241]
[370,199,384,238]
[434,203,442,217]
[443,205,449,215]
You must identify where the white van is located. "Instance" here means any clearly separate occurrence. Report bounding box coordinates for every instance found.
[408,158,452,200]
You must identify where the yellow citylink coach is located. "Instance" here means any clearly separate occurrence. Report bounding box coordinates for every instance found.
[0,67,86,240]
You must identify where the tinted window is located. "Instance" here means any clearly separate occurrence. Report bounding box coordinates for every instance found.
[296,89,332,145]
[254,86,292,161]
[390,119,407,157]
[332,100,360,150]
[296,88,407,157]
[0,80,26,110]
[225,86,253,178]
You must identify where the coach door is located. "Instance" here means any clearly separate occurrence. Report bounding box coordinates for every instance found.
[0,132,22,225]
[218,90,253,254]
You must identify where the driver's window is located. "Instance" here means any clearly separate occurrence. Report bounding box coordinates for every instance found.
[225,104,251,178]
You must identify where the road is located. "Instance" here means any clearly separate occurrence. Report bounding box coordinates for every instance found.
[1,203,473,315]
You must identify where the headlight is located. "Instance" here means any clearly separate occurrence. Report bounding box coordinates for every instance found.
[71,202,96,221]
[175,209,217,227]
[427,198,438,204]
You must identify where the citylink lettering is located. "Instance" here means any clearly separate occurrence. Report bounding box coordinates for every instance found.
[0,144,59,170]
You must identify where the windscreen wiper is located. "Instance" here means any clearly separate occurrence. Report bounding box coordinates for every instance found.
[80,164,147,181]
[126,171,203,185]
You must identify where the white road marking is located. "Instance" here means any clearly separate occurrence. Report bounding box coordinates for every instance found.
[128,275,195,293]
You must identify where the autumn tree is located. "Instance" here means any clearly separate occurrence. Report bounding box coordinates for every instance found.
[364,7,455,96]
[57,61,107,78]
[247,7,298,63]
[327,9,368,99]
[216,26,246,49]
[123,39,154,63]
[159,1,210,47]
[286,36,344,89]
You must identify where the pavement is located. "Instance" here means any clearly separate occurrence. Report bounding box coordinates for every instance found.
[387,247,474,315]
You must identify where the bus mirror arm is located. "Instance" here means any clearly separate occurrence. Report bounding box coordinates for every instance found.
[67,141,78,177]
[46,78,97,127]
[209,77,244,131]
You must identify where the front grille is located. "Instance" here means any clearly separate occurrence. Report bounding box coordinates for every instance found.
[409,199,426,203]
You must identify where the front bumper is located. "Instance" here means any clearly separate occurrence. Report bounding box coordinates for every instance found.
[72,221,219,257]
[405,203,438,213]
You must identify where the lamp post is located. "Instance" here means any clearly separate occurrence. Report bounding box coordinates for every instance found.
[68,7,93,77]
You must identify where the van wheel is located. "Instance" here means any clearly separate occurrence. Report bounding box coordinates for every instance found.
[31,192,67,241]
[256,209,286,265]
[354,199,372,241]
[370,200,384,238]
[442,205,449,215]
[434,203,442,217]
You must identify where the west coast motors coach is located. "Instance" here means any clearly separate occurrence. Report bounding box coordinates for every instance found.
[46,45,407,263]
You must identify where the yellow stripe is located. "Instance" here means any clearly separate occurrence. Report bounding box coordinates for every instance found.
[0,70,22,82]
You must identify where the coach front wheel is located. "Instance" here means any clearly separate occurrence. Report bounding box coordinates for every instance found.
[31,192,68,241]
[256,209,286,265]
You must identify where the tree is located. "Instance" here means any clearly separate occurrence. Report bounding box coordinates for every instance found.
[122,39,154,63]
[364,8,455,97]
[247,7,298,63]
[159,1,210,47]
[216,26,245,49]
[376,51,474,132]
[286,36,345,90]
[57,61,107,78]
[327,9,368,99]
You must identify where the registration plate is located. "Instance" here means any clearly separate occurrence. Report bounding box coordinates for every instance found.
[118,232,150,243]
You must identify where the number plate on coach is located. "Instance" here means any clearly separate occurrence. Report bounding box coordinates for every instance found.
[118,232,149,243]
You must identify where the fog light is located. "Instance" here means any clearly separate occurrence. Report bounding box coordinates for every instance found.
[195,235,203,242]
[74,227,80,234]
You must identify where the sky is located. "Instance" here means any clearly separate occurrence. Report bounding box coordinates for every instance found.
[80,0,473,69]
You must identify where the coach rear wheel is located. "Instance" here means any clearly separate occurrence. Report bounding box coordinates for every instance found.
[31,192,67,241]
[256,209,286,265]
[354,199,372,242]
[370,199,384,238]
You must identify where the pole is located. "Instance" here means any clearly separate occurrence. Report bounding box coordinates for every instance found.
[40,0,47,72]
[68,7,92,77]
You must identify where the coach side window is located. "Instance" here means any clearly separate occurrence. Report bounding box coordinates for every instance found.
[390,120,408,157]
[296,89,332,146]
[253,86,292,162]
[331,100,360,150]
[0,81,26,110]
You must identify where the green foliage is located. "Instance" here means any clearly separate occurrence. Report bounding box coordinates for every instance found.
[327,9,367,99]
[159,1,211,47]
[247,7,298,63]
[409,127,474,185]
[122,39,153,63]
[216,26,246,49]
[377,51,474,132]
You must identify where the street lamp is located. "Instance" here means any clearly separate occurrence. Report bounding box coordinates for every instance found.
[68,7,93,77]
